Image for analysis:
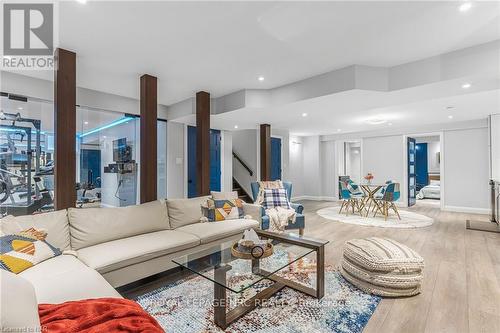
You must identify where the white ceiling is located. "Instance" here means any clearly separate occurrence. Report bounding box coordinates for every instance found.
[13,1,500,106]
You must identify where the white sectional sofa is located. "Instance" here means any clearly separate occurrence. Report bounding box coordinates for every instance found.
[0,196,262,330]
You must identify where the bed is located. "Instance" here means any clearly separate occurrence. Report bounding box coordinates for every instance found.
[417,175,440,200]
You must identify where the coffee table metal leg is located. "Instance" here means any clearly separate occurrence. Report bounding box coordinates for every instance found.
[214,265,231,329]
[316,245,325,299]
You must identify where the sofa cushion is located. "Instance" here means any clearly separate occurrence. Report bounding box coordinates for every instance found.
[0,228,62,274]
[68,200,170,250]
[19,255,121,304]
[166,196,210,229]
[76,230,200,273]
[0,210,70,251]
[177,219,259,244]
[0,270,41,330]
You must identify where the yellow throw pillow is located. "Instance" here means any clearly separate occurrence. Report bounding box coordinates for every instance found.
[0,228,61,274]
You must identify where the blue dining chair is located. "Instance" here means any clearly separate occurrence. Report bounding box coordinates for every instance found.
[373,182,401,220]
[250,182,305,236]
[339,181,365,216]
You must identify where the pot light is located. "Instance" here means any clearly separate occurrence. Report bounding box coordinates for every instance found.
[234,125,238,129]
[461,83,471,89]
[366,118,387,125]
[84,121,89,125]
[448,115,454,119]
[337,129,342,132]
[258,76,265,82]
[458,2,472,12]
[388,122,393,126]
[76,0,87,4]
[17,107,23,110]
[302,113,308,117]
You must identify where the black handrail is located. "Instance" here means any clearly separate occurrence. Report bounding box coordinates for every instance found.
[232,151,253,176]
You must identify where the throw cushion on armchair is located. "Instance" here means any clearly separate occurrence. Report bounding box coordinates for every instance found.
[262,188,291,210]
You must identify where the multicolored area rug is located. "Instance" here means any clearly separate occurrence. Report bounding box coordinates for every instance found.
[134,259,380,333]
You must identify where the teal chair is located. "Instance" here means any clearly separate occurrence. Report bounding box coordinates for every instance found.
[339,180,365,216]
[374,182,401,220]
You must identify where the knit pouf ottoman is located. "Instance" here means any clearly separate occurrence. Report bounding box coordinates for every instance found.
[340,237,424,297]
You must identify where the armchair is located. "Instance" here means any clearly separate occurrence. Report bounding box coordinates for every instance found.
[250,181,305,236]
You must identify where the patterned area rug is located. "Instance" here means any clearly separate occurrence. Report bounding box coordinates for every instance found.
[134,259,380,333]
[317,206,433,229]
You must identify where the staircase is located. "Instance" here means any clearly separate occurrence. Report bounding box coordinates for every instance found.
[233,178,253,203]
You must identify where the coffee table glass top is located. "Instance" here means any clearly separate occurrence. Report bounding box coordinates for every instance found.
[172,235,323,294]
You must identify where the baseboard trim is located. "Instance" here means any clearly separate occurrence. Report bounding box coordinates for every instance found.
[443,205,490,215]
[292,196,337,202]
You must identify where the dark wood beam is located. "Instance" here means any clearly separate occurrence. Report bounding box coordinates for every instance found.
[54,48,76,210]
[260,124,271,181]
[196,91,210,196]
[140,74,157,203]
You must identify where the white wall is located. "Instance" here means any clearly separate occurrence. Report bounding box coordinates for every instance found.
[166,122,185,198]
[221,131,233,192]
[232,129,258,196]
[444,127,490,211]
[320,140,336,199]
[427,141,440,174]
[491,114,500,181]
[362,135,405,203]
[289,136,305,198]
[303,136,322,197]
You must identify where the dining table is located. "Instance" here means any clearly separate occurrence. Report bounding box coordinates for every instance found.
[360,183,385,217]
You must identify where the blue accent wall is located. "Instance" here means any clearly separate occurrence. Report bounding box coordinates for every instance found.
[271,137,282,181]
[187,126,221,198]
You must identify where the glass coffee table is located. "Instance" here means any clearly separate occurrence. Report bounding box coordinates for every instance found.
[172,230,329,329]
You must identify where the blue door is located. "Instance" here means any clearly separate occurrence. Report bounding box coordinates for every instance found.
[415,143,428,191]
[407,137,417,207]
[187,126,221,198]
[271,137,282,181]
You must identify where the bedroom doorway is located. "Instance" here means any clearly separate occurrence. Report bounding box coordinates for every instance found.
[413,135,441,208]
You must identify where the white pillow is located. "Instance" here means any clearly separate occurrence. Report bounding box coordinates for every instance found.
[211,191,238,200]
[430,180,440,186]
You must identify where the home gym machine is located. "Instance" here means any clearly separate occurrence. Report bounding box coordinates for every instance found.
[0,111,52,216]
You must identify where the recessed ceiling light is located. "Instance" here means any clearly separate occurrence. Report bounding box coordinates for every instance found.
[17,107,23,110]
[258,76,265,82]
[461,83,471,89]
[234,125,238,129]
[302,113,308,117]
[366,118,387,125]
[458,2,472,12]
[102,135,107,139]
[337,129,342,132]
[84,121,89,125]
[388,122,393,126]
[76,0,87,4]
[448,115,454,119]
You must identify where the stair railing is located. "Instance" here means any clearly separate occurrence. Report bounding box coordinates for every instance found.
[232,150,253,176]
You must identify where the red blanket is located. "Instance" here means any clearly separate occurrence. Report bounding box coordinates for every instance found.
[39,298,164,333]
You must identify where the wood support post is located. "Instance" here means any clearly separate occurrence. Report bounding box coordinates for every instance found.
[54,48,76,210]
[260,124,271,181]
[140,74,157,203]
[196,91,210,196]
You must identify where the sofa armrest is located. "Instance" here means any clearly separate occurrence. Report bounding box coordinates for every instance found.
[242,203,262,224]
[290,203,304,214]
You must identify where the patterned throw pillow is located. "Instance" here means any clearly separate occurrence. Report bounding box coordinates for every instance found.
[0,228,61,274]
[203,198,244,222]
[262,188,291,210]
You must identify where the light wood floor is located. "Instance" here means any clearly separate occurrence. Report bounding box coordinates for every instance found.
[299,200,500,333]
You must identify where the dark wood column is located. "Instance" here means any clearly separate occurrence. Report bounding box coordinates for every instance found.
[54,48,76,210]
[196,91,210,196]
[260,124,271,181]
[140,74,157,203]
